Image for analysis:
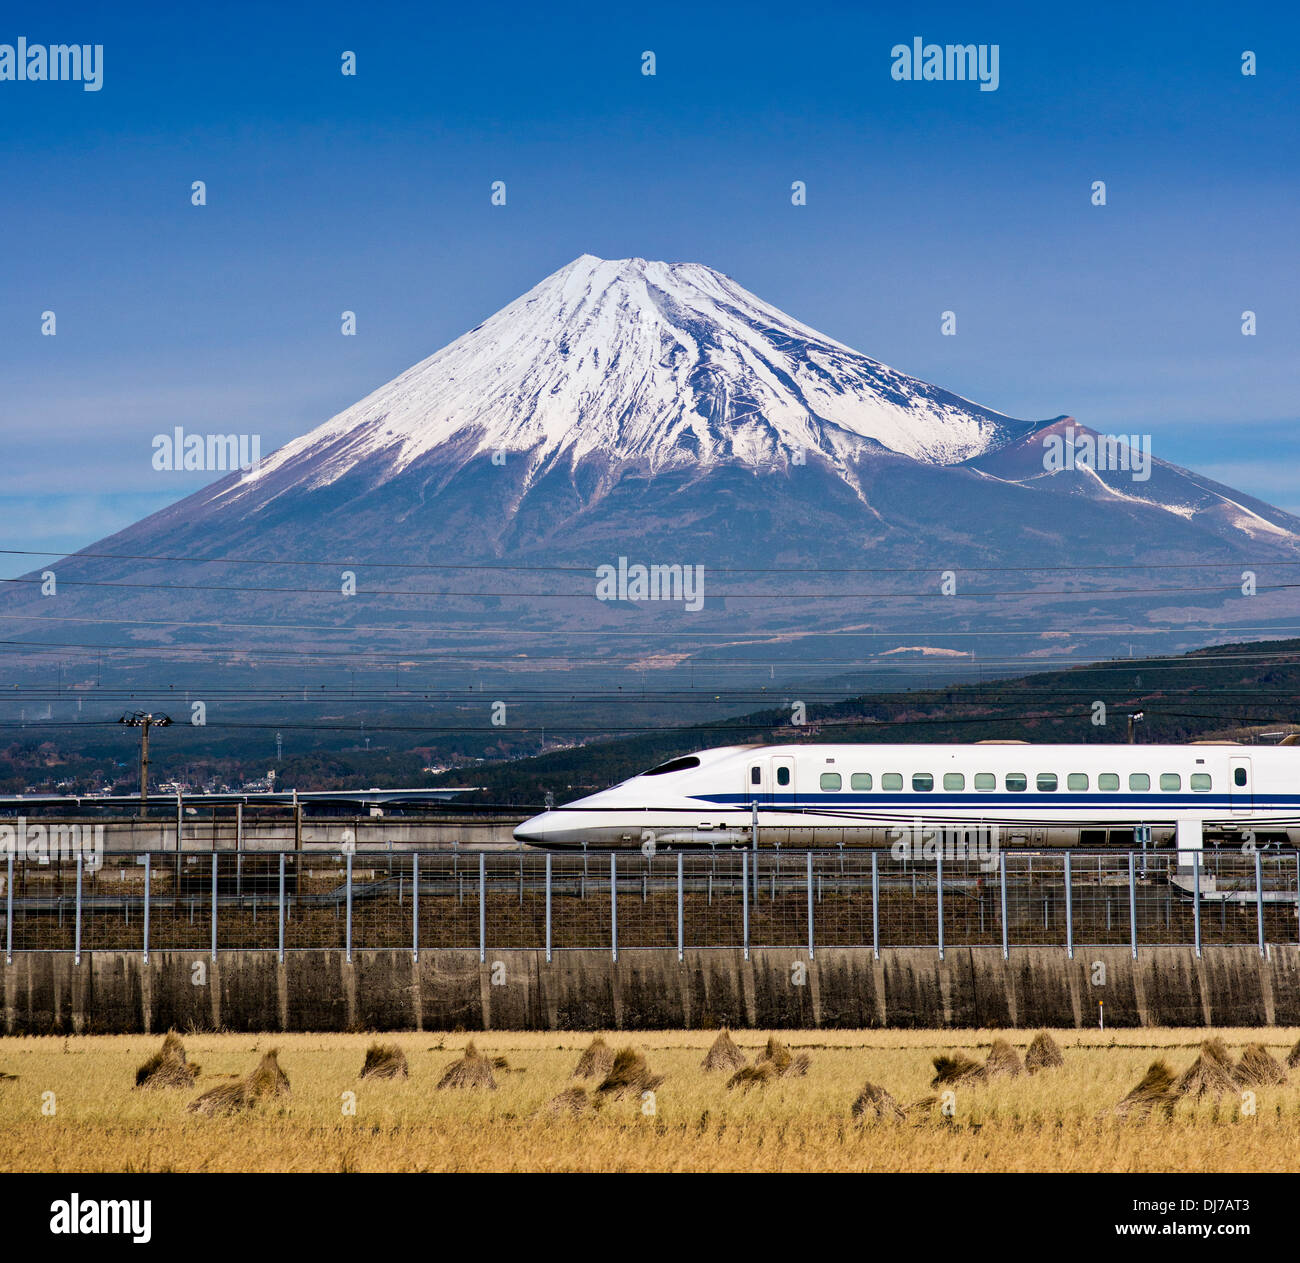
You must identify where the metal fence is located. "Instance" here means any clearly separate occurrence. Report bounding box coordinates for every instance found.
[3,848,1298,961]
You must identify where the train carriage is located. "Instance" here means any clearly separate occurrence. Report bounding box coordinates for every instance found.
[514,741,1300,851]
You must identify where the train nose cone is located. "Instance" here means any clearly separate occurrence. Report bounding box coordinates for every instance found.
[514,812,557,845]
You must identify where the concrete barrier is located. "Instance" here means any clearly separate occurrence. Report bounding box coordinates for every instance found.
[0,815,524,853]
[3,946,1296,1033]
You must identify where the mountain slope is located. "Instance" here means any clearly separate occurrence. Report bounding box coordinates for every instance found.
[225,254,1037,508]
[5,254,1300,684]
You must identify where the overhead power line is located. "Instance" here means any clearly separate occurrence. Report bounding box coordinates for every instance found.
[2,574,1295,600]
[4,546,1300,577]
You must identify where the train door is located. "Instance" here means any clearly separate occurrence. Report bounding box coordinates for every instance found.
[1229,757,1253,815]
[746,759,768,806]
[770,756,796,804]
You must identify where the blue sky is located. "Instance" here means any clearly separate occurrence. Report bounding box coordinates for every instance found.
[1,0,1297,577]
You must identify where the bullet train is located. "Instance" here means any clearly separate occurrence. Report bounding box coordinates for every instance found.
[513,741,1300,850]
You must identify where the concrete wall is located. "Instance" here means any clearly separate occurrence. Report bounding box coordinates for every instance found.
[3,946,1298,1033]
[16,815,523,852]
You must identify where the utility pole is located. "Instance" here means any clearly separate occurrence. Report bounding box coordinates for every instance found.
[1127,711,1145,744]
[119,712,172,813]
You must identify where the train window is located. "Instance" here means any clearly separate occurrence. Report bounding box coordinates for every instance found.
[644,756,702,776]
[1006,773,1027,792]
[750,766,761,785]
[1129,773,1150,791]
[882,773,903,791]
[1191,773,1212,791]
[820,772,841,791]
[943,772,965,790]
[912,773,934,791]
[974,773,995,791]
[1037,773,1058,792]
[1234,767,1247,787]
[851,773,872,790]
[1098,773,1119,791]
[776,766,791,787]
[1160,773,1181,791]
[1067,773,1088,790]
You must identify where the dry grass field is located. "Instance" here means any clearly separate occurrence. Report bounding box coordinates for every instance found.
[1,1028,1298,1173]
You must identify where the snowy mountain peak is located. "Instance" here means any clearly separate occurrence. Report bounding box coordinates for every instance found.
[242,255,1037,498]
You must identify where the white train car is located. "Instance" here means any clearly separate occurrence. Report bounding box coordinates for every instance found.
[513,741,1300,850]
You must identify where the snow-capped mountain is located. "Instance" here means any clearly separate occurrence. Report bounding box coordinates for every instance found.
[225,254,1035,511]
[6,254,1300,680]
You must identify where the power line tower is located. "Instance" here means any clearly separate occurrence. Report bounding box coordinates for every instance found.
[118,711,172,813]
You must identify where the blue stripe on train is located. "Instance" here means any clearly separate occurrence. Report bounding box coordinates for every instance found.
[696,792,1285,809]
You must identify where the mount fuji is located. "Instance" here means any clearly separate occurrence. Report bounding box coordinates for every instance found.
[7,254,1300,680]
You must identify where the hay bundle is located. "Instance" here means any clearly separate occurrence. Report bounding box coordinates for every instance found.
[359,1043,409,1080]
[755,1036,810,1078]
[135,1032,200,1090]
[187,1048,290,1116]
[1024,1031,1065,1074]
[984,1038,1023,1079]
[701,1029,747,1073]
[1111,1059,1178,1120]
[594,1047,663,1101]
[188,1080,250,1117]
[245,1049,291,1100]
[1235,1043,1287,1088]
[1287,1037,1300,1069]
[436,1041,497,1091]
[851,1081,906,1123]
[727,1062,776,1092]
[571,1036,616,1080]
[543,1086,595,1118]
[785,1051,812,1077]
[931,1052,985,1087]
[1175,1039,1237,1100]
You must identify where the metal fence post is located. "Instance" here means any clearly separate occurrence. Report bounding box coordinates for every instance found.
[210,851,218,961]
[999,851,1008,960]
[478,851,486,964]
[277,853,285,964]
[6,851,13,963]
[871,851,879,959]
[1192,850,1202,957]
[936,852,944,960]
[677,851,684,963]
[1064,851,1073,959]
[1255,850,1265,958]
[545,852,552,964]
[345,850,353,964]
[741,850,750,961]
[143,853,151,963]
[412,852,420,961]
[74,850,83,965]
[611,852,618,963]
[1127,851,1137,960]
[806,850,814,960]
